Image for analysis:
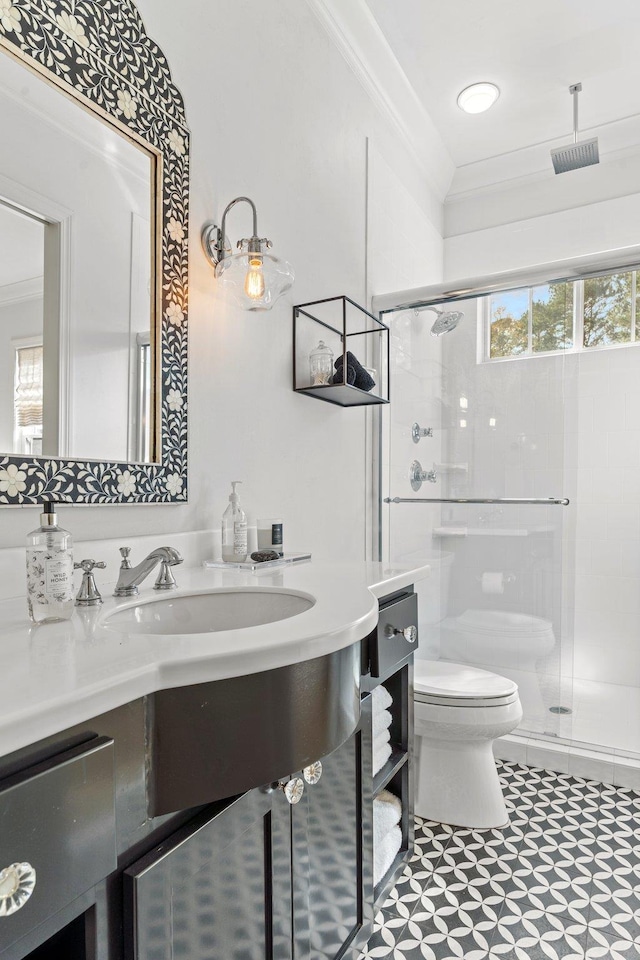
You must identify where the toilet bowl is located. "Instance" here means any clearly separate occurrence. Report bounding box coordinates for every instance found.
[414,660,522,829]
[439,609,555,723]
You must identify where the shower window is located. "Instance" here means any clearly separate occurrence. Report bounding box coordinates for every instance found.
[484,269,638,361]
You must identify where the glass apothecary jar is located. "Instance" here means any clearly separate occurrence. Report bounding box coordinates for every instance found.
[309,340,334,386]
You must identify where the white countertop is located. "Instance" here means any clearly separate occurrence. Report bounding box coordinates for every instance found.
[0,560,430,759]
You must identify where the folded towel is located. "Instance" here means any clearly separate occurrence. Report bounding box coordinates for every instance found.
[372,737,392,777]
[333,351,375,391]
[372,708,392,740]
[373,791,402,848]
[372,684,393,714]
[332,360,356,385]
[374,824,402,886]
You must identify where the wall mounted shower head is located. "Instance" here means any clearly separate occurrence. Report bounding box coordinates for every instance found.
[426,307,464,337]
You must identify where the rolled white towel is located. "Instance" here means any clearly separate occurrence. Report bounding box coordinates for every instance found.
[372,708,392,740]
[372,727,390,759]
[374,824,402,886]
[373,791,402,848]
[372,737,392,777]
[372,684,393,714]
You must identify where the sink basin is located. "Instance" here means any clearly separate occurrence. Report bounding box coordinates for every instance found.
[103,587,315,635]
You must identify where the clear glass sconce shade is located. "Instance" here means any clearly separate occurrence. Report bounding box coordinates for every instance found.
[214,250,295,312]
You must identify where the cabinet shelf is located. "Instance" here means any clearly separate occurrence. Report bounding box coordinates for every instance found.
[374,847,409,907]
[373,744,408,797]
[293,296,390,407]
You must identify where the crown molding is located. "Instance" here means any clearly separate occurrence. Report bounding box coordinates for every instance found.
[305,0,454,202]
[0,276,43,307]
[447,112,640,202]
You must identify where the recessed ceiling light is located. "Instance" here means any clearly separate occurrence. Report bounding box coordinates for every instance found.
[457,82,500,114]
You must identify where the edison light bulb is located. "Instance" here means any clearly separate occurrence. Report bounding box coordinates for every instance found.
[244,256,265,300]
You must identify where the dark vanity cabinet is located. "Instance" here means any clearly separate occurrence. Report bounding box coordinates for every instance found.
[125,787,292,960]
[125,712,373,960]
[291,700,373,960]
[0,587,416,960]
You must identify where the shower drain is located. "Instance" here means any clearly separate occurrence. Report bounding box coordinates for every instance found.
[549,706,572,715]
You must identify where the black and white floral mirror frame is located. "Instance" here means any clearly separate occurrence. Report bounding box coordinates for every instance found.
[0,0,188,504]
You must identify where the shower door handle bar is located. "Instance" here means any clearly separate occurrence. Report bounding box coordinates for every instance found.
[384,497,570,505]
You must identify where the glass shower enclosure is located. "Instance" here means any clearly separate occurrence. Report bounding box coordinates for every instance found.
[376,256,640,764]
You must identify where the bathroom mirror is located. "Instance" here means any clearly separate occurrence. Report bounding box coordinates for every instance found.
[0,0,188,504]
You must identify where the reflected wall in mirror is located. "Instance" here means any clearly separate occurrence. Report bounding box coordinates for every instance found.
[0,0,188,504]
[0,48,153,461]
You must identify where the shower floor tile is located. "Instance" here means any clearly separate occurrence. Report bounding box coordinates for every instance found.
[360,760,640,960]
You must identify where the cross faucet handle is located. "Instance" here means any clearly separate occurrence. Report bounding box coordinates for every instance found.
[74,559,107,606]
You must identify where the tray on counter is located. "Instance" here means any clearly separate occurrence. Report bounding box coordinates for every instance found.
[203,552,312,572]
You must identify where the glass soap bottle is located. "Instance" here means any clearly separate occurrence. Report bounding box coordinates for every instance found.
[309,340,334,386]
[221,481,248,563]
[26,502,74,623]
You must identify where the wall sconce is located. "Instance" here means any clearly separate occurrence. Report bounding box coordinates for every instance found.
[201,196,294,311]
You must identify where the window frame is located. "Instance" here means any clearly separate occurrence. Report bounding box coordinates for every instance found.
[481,268,640,363]
[12,335,44,455]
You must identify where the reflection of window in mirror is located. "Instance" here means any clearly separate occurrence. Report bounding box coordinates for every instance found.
[13,338,43,456]
[0,202,45,456]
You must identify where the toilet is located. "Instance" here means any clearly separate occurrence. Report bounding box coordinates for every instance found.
[413,660,522,829]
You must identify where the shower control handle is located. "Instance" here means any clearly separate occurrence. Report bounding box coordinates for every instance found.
[410,460,437,491]
[385,624,417,644]
[412,422,433,443]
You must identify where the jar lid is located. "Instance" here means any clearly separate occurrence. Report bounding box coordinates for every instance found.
[309,340,333,359]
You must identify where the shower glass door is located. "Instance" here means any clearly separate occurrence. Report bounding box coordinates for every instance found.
[382,288,573,740]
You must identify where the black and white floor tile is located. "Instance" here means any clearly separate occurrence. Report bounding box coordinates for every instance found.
[360,761,640,960]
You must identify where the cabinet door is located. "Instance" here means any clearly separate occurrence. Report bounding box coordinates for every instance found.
[292,715,373,960]
[125,788,291,960]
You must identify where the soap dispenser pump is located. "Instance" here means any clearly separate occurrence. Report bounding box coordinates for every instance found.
[26,502,74,623]
[221,481,248,563]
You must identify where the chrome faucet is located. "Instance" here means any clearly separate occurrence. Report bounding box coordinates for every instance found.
[113,546,183,597]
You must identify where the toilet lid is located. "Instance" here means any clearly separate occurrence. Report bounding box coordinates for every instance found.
[414,660,518,700]
[454,609,554,637]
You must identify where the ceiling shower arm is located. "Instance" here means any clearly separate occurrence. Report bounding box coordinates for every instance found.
[570,82,582,144]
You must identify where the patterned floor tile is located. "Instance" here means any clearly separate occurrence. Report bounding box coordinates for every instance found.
[489,903,587,958]
[361,761,640,960]
[588,870,640,943]
[584,928,640,958]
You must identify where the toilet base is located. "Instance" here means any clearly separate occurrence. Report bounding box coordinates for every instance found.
[415,737,508,829]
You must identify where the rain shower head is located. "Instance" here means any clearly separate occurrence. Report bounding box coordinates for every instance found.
[429,307,464,337]
[550,83,599,174]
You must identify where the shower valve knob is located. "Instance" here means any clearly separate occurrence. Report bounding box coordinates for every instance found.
[410,460,437,491]
[385,624,418,644]
[412,422,433,443]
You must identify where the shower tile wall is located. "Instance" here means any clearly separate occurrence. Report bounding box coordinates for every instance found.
[566,345,640,754]
[433,301,567,735]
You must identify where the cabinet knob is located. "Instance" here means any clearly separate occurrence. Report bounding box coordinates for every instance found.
[385,624,418,644]
[303,761,323,785]
[0,862,36,916]
[277,777,304,804]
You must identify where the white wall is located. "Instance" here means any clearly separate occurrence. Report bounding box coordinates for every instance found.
[0,0,443,561]
[444,188,640,281]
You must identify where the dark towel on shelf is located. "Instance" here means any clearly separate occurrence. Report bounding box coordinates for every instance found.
[332,351,375,391]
